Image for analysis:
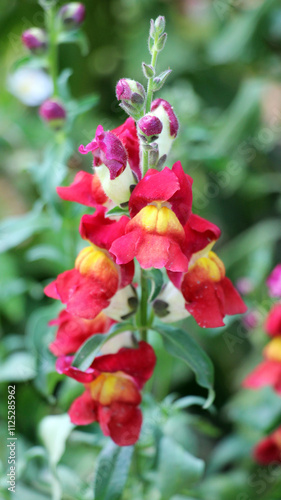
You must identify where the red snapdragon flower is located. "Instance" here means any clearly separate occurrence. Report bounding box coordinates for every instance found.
[49,310,113,356]
[44,207,134,319]
[254,427,281,464]
[110,161,193,272]
[168,214,246,328]
[265,304,281,337]
[243,336,281,395]
[57,171,108,208]
[56,341,156,446]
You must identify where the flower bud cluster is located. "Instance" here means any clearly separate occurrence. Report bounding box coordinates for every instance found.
[20,2,86,128]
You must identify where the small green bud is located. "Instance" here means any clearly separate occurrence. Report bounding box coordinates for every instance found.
[150,19,156,38]
[148,36,154,55]
[152,69,172,91]
[142,63,155,79]
[156,32,167,52]
[155,16,165,34]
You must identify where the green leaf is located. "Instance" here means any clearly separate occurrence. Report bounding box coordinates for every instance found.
[72,322,135,370]
[0,352,36,382]
[153,324,214,408]
[94,441,134,500]
[146,268,164,302]
[157,436,205,499]
[39,413,74,467]
[173,395,214,411]
[105,206,130,218]
[58,30,89,56]
[67,94,99,119]
[0,202,49,252]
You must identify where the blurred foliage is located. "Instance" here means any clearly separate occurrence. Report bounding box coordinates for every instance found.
[1,0,281,499]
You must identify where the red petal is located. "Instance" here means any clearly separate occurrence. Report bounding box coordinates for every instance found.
[56,356,96,383]
[69,391,98,425]
[99,403,142,446]
[265,304,281,337]
[79,206,129,249]
[92,341,156,388]
[57,171,108,207]
[221,277,247,316]
[243,360,281,394]
[129,167,180,218]
[169,161,193,225]
[183,213,221,260]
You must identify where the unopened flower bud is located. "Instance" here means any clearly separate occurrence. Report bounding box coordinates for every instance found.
[116,78,145,120]
[22,28,48,55]
[39,98,66,130]
[150,98,179,160]
[138,114,163,141]
[155,16,166,34]
[59,3,86,30]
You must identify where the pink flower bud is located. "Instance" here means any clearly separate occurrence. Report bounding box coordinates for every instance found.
[116,78,145,104]
[39,99,66,129]
[22,28,48,55]
[138,114,163,137]
[59,3,85,30]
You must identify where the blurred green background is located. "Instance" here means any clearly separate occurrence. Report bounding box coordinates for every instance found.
[1,0,281,499]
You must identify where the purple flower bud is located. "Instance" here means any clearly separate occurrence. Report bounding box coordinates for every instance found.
[59,3,86,30]
[138,114,163,137]
[22,28,48,55]
[39,99,66,129]
[116,79,145,104]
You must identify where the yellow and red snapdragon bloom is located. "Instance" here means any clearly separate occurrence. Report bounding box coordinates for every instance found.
[243,334,281,395]
[44,207,134,319]
[254,426,281,464]
[110,161,193,272]
[168,214,247,328]
[56,341,156,446]
[49,310,113,356]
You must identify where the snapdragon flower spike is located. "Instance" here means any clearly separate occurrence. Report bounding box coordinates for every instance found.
[110,162,193,272]
[56,341,156,446]
[44,207,134,319]
[267,264,281,298]
[49,310,113,356]
[243,337,281,395]
[57,171,108,208]
[59,3,86,30]
[149,98,179,161]
[22,28,48,55]
[79,118,140,205]
[39,98,66,129]
[168,214,246,328]
[254,427,281,465]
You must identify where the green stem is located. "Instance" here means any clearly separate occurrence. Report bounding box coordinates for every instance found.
[146,47,158,113]
[46,4,59,96]
[139,269,148,342]
[141,34,159,177]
